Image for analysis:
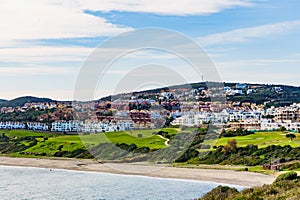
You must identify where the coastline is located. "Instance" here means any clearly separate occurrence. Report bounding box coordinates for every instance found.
[0,156,275,187]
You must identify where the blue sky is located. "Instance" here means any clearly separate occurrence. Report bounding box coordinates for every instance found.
[0,0,300,100]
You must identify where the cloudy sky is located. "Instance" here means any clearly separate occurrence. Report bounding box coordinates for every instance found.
[1,0,300,100]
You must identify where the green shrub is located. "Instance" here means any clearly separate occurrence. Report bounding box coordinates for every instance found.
[199,186,239,200]
[281,162,300,170]
[275,172,299,183]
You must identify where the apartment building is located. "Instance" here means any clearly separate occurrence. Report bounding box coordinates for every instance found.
[51,121,80,132]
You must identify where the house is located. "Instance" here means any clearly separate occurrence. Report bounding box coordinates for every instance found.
[236,83,247,89]
[247,89,256,95]
[234,90,244,95]
[273,87,283,93]
[224,86,231,91]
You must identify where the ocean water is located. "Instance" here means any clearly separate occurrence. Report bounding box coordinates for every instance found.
[0,166,245,200]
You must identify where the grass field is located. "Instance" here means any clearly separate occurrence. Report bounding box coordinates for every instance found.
[1,130,58,137]
[214,132,300,148]
[3,129,300,164]
[0,128,178,156]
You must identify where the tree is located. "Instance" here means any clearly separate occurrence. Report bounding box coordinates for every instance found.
[222,139,238,154]
[286,133,296,141]
[279,126,287,132]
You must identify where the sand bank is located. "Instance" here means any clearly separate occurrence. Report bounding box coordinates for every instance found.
[0,156,275,187]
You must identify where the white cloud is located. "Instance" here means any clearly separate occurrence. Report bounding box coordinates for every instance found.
[0,46,93,63]
[216,58,300,69]
[0,0,252,43]
[0,66,74,76]
[79,0,253,16]
[198,20,300,46]
[0,0,132,42]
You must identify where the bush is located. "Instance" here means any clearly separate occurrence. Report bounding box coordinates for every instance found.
[281,162,300,170]
[200,144,211,149]
[279,126,287,132]
[199,186,239,200]
[275,172,299,183]
[200,173,300,200]
[220,129,254,137]
[175,148,199,163]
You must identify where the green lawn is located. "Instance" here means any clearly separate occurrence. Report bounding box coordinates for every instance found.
[7,129,300,156]
[1,129,58,137]
[214,132,300,148]
[104,131,166,149]
[4,130,300,154]
[1,129,171,156]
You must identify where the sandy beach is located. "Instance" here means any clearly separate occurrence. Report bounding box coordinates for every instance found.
[0,156,275,187]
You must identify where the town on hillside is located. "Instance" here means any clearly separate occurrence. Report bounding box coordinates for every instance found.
[0,83,300,134]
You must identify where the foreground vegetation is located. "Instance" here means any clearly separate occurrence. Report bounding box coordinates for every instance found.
[215,131,300,148]
[199,172,300,200]
[0,129,171,159]
[175,130,300,170]
[1,128,300,170]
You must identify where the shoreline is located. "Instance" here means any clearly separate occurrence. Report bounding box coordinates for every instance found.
[0,156,276,187]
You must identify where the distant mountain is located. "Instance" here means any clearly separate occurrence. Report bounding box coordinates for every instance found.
[0,99,7,104]
[0,96,56,108]
[1,82,300,108]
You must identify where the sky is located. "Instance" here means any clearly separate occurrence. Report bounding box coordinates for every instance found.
[1,0,300,100]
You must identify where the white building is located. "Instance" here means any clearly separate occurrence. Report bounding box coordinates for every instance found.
[0,122,25,129]
[247,89,256,94]
[79,120,135,133]
[27,122,48,131]
[228,110,261,122]
[261,119,300,132]
[51,121,80,132]
[171,111,213,126]
[236,83,247,89]
[171,109,262,127]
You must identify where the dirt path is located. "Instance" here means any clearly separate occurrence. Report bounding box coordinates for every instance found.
[157,135,170,146]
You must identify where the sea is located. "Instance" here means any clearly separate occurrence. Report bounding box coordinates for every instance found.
[0,165,245,200]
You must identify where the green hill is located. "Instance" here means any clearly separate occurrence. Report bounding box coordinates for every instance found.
[102,82,300,106]
[1,82,300,108]
[0,96,56,108]
[0,99,7,104]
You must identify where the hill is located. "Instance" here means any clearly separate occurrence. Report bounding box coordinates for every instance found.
[0,99,7,104]
[101,82,300,106]
[0,96,56,108]
[226,83,300,106]
[1,82,300,107]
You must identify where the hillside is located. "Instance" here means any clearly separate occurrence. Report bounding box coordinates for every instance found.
[227,83,300,106]
[101,82,300,106]
[1,82,300,108]
[0,99,7,104]
[199,172,300,200]
[0,96,56,108]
